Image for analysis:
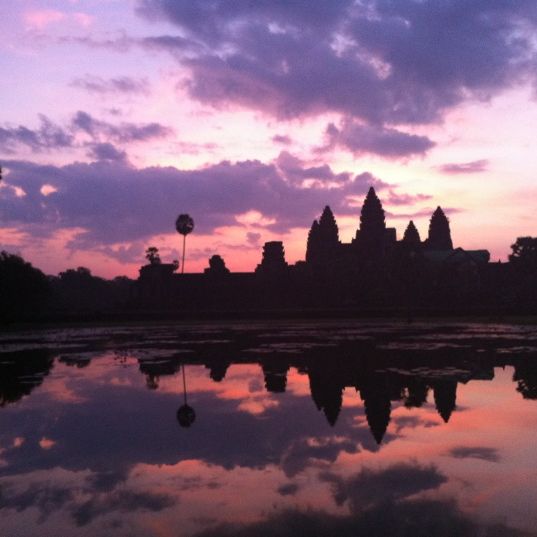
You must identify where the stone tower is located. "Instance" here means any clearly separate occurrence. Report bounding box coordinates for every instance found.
[402,220,421,247]
[427,207,453,250]
[306,205,339,265]
[356,187,386,256]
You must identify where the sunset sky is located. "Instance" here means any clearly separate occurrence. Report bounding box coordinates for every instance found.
[2,0,537,278]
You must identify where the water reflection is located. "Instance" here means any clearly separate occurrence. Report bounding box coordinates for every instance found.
[0,321,536,536]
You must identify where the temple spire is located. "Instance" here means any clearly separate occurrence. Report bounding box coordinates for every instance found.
[306,220,320,264]
[402,220,421,246]
[318,205,339,245]
[306,206,340,265]
[427,206,453,250]
[357,187,386,256]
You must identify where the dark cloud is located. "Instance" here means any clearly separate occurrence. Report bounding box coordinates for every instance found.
[320,462,447,514]
[272,134,292,145]
[71,111,171,143]
[386,207,462,220]
[0,112,171,155]
[0,115,74,153]
[193,500,530,537]
[71,75,150,95]
[246,232,261,246]
[72,489,175,527]
[0,480,175,527]
[135,0,537,156]
[0,482,74,523]
[448,446,500,463]
[323,120,435,158]
[276,151,351,184]
[276,483,299,497]
[87,143,127,162]
[438,160,489,174]
[0,155,397,248]
[392,415,439,432]
[281,436,359,478]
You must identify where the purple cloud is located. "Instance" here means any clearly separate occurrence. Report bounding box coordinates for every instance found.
[0,115,73,153]
[448,446,500,463]
[136,0,537,132]
[386,207,463,220]
[71,111,171,143]
[0,155,397,249]
[0,113,171,155]
[438,160,489,174]
[272,134,292,145]
[71,75,150,95]
[386,192,432,206]
[87,143,127,162]
[324,120,435,158]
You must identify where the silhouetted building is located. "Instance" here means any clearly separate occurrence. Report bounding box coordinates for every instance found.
[133,185,501,313]
[306,205,340,266]
[360,377,392,444]
[354,187,395,258]
[402,220,421,248]
[426,206,453,250]
[433,381,457,423]
[256,241,288,275]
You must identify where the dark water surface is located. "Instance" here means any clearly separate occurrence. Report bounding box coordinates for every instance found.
[1,321,537,536]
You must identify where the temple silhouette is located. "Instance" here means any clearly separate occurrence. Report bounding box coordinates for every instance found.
[137,187,498,313]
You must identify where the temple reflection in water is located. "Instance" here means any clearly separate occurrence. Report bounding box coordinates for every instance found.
[2,322,537,446]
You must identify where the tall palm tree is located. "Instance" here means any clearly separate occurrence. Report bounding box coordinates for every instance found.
[177,364,196,428]
[175,214,194,274]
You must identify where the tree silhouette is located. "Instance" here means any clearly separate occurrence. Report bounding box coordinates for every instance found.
[145,246,161,265]
[175,214,194,274]
[509,237,537,273]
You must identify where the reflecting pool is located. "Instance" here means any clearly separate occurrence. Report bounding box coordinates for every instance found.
[1,321,537,536]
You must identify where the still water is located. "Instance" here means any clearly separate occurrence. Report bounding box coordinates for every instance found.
[1,321,537,536]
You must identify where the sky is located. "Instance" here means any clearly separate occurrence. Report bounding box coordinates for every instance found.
[2,0,537,278]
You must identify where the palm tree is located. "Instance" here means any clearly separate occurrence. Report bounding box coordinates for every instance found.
[175,214,194,274]
[177,364,196,428]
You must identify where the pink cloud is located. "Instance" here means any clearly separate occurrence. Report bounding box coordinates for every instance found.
[24,9,65,30]
[23,9,94,31]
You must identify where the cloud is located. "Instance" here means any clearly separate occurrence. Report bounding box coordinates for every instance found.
[0,115,74,153]
[71,75,150,95]
[438,160,489,174]
[272,134,292,145]
[323,120,435,158]
[275,151,351,184]
[192,500,530,537]
[87,143,127,162]
[281,436,358,478]
[0,155,399,249]
[276,483,299,497]
[24,9,65,30]
[0,112,171,155]
[447,446,500,463]
[386,207,462,220]
[0,480,175,527]
[71,489,175,526]
[320,462,447,514]
[135,0,537,145]
[71,111,171,143]
[385,191,432,207]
